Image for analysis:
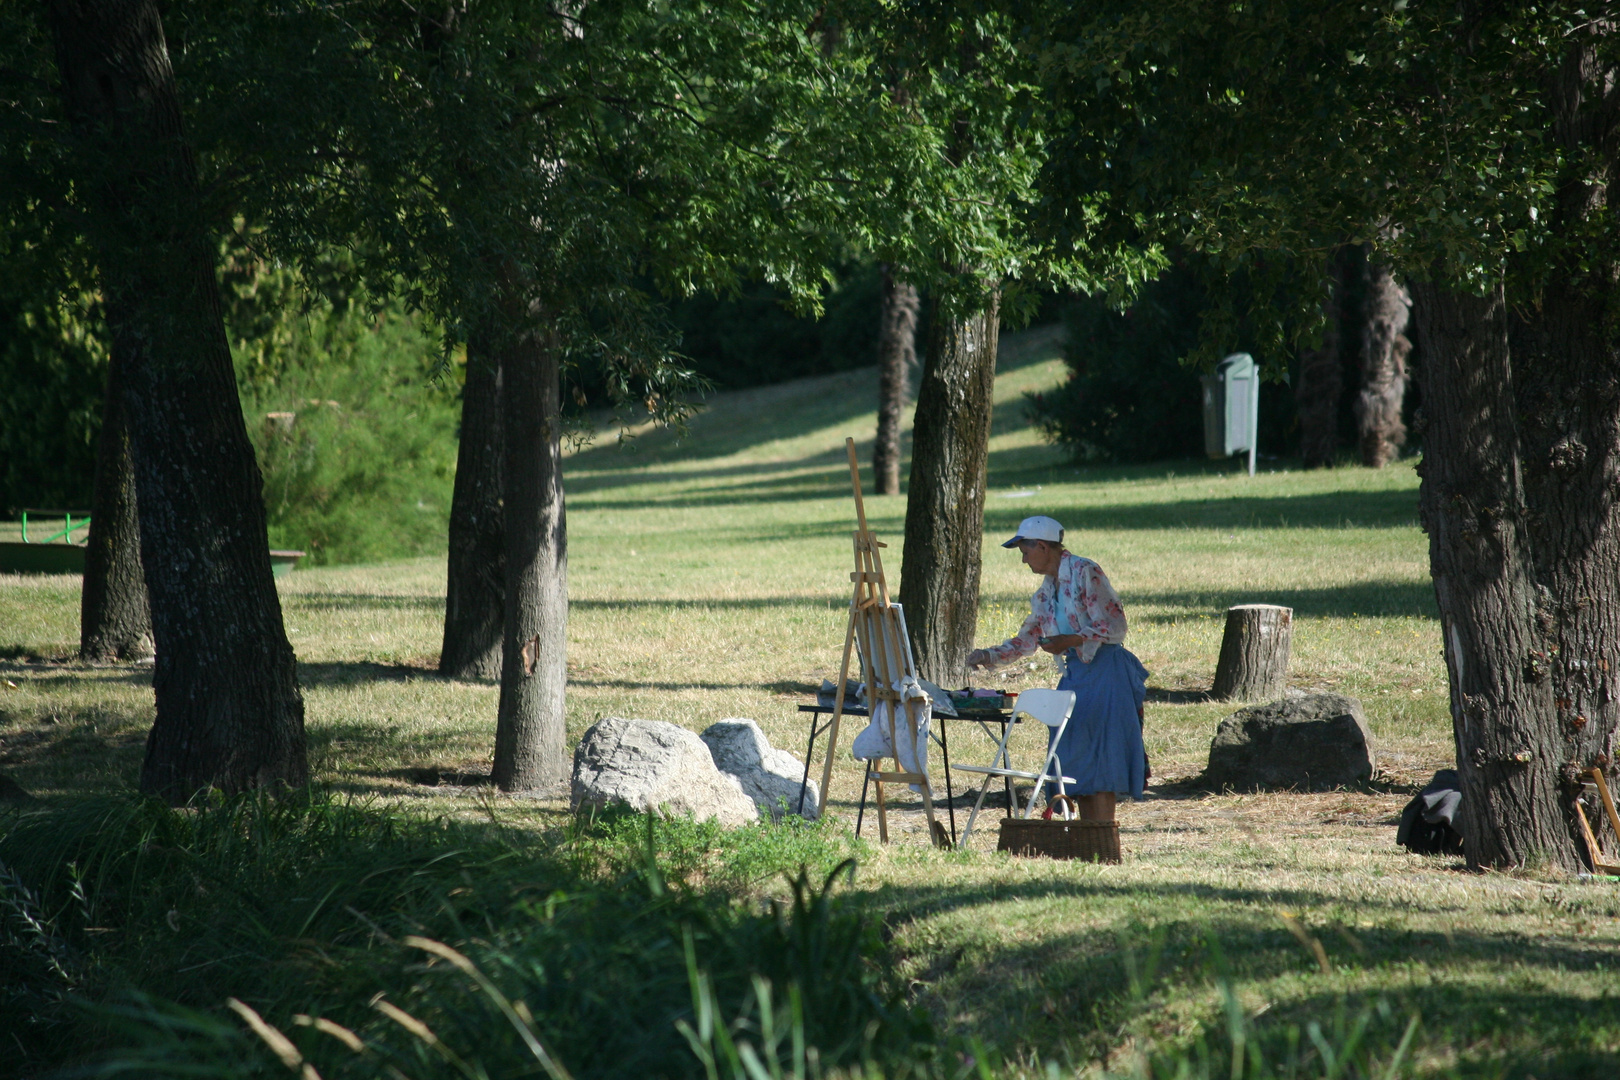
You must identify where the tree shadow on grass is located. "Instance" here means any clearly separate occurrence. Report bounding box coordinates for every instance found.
[1145,687,1212,705]
[298,660,441,686]
[569,595,831,612]
[384,765,494,788]
[573,473,1423,532]
[569,676,818,694]
[565,325,1066,478]
[1128,580,1437,619]
[860,872,1536,932]
[0,660,153,686]
[566,371,882,473]
[871,891,1620,1072]
[284,592,442,613]
[981,486,1421,534]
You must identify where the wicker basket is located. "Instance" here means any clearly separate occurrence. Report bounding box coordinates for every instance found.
[997,816,1121,862]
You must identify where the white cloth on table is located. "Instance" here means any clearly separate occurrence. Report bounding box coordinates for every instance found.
[850,676,932,792]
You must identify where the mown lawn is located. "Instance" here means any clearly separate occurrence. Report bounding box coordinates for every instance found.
[2,324,1617,1078]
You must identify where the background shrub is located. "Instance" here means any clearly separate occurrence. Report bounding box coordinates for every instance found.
[1028,263,1298,465]
[223,248,459,566]
[669,261,904,390]
[0,279,105,515]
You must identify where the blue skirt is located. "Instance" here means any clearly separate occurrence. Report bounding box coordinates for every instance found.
[1046,643,1149,799]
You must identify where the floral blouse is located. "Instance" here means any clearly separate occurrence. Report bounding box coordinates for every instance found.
[983,552,1127,666]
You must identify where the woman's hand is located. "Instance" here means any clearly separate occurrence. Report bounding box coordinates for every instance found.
[1039,634,1085,655]
[966,648,994,670]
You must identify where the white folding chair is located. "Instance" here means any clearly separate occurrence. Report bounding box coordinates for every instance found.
[953,688,1077,847]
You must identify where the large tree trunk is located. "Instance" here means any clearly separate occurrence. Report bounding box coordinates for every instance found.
[898,291,999,686]
[79,350,152,663]
[439,334,505,680]
[872,265,919,496]
[491,295,568,793]
[1512,285,1620,862]
[50,0,307,800]
[1355,263,1411,467]
[1296,253,1344,469]
[1507,33,1620,859]
[1410,281,1572,869]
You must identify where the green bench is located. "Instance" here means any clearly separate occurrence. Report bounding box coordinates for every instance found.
[0,509,303,577]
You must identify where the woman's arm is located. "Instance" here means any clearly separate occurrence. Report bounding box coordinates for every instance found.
[968,611,1043,668]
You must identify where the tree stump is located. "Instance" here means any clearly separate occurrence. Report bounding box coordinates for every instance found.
[1211,605,1293,701]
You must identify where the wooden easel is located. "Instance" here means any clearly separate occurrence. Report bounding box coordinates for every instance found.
[816,438,945,846]
[1575,767,1620,874]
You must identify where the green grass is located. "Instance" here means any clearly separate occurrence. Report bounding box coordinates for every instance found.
[2,323,1617,1078]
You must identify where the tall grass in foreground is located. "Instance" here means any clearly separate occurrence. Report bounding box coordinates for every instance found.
[1,793,1442,1080]
[0,792,930,1080]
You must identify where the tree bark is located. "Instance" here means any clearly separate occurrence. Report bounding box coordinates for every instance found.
[873,264,919,496]
[1211,605,1292,702]
[1355,263,1411,468]
[1508,32,1620,861]
[79,349,152,662]
[1410,281,1572,869]
[50,0,307,800]
[1511,286,1620,863]
[439,334,505,680]
[1296,253,1344,469]
[491,293,568,793]
[898,291,999,686]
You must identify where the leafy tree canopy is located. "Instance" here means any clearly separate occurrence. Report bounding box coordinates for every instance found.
[1025,1,1618,366]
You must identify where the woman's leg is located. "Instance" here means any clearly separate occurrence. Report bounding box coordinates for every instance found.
[1077,792,1116,822]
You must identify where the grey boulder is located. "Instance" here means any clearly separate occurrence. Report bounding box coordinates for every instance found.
[1204,691,1376,790]
[572,717,759,826]
[701,719,819,821]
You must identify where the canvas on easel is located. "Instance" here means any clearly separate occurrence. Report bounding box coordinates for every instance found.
[816,438,945,846]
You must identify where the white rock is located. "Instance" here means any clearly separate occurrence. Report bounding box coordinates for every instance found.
[701,718,819,821]
[572,718,758,826]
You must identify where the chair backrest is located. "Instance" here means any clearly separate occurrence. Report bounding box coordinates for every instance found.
[1014,688,1076,729]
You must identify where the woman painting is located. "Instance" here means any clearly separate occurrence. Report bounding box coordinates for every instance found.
[966,515,1148,821]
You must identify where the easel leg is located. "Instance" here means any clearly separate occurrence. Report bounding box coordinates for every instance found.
[939,717,957,845]
[856,767,871,837]
[818,603,860,817]
[1577,800,1605,870]
[797,717,821,816]
[875,770,889,843]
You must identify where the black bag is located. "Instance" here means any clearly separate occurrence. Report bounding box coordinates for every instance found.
[1397,769,1465,855]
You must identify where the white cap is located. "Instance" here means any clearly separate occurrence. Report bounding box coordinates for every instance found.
[1001,515,1064,548]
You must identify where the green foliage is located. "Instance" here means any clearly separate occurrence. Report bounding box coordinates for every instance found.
[1029,3,1619,312]
[1029,270,1208,463]
[1029,264,1297,463]
[222,249,458,566]
[0,283,104,515]
[0,228,456,564]
[671,263,893,390]
[0,792,927,1080]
